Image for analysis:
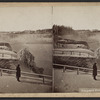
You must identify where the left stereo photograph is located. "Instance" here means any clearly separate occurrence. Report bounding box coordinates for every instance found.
[0,5,53,93]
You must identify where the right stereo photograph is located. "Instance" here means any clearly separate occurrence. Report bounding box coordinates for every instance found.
[52,5,100,93]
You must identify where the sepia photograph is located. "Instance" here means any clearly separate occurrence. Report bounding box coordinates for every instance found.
[53,5,100,93]
[0,5,53,93]
[1,2,100,97]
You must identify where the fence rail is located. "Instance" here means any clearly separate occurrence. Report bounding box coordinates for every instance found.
[53,49,95,58]
[0,52,18,60]
[53,63,100,75]
[0,67,52,84]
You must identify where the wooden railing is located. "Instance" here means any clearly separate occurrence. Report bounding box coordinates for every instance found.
[0,67,52,85]
[53,63,100,75]
[53,50,95,58]
[0,53,17,59]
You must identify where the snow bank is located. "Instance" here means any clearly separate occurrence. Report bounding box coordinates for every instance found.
[18,48,44,74]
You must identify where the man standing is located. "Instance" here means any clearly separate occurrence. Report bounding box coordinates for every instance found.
[93,63,97,80]
[16,64,21,82]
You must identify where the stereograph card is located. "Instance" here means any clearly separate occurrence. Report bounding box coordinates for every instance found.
[0,2,99,97]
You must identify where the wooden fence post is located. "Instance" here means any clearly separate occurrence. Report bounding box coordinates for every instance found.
[88,53,89,57]
[52,68,54,92]
[71,51,72,55]
[77,68,79,75]
[79,52,81,56]
[43,76,44,84]
[0,69,2,76]
[63,66,65,72]
[2,54,4,57]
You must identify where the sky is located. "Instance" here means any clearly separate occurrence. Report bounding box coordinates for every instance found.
[0,5,100,31]
[53,6,100,30]
[0,7,52,31]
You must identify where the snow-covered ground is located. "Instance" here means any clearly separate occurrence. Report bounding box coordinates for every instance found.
[0,73,51,93]
[54,68,100,93]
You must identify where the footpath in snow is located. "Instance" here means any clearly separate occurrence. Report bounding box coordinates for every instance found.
[0,73,51,93]
[54,68,100,93]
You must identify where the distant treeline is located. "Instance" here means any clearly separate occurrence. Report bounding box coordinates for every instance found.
[3,29,52,39]
[8,29,52,35]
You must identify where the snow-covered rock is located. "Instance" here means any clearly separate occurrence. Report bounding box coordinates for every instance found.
[18,48,44,74]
